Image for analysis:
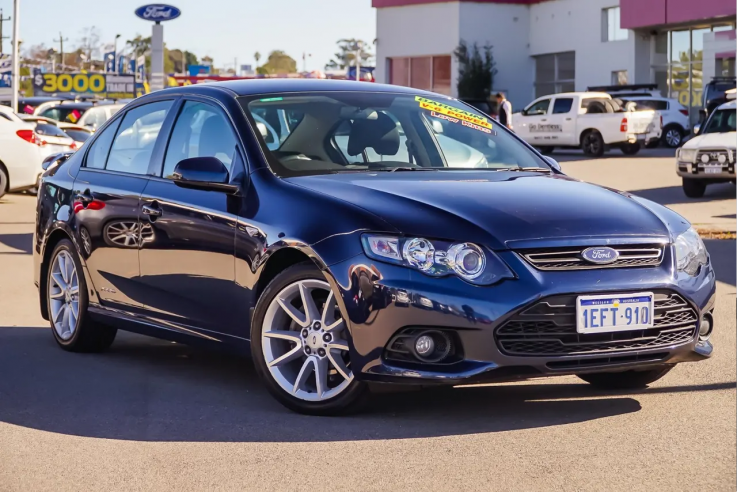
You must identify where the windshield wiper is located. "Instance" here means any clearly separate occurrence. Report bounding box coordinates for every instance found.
[495,167,552,173]
[385,167,439,172]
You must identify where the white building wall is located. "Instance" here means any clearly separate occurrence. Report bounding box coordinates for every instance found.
[529,0,635,92]
[457,2,532,110]
[375,3,461,94]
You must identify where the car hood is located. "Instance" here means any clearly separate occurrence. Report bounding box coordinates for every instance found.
[286,171,672,250]
[682,131,736,149]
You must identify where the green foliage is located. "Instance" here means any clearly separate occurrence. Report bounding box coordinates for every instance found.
[326,39,373,69]
[258,50,298,74]
[454,40,497,99]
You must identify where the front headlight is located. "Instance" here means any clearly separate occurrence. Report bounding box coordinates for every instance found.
[677,148,697,163]
[361,234,513,285]
[675,227,708,276]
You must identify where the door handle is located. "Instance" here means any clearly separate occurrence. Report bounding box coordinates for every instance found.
[541,118,547,122]
[566,118,572,121]
[142,204,162,218]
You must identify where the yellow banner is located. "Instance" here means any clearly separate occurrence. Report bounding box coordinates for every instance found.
[415,96,492,130]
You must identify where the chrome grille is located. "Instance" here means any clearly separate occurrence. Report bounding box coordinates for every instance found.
[519,244,664,271]
[495,291,697,357]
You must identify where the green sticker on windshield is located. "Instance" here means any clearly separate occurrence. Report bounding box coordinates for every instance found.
[259,97,284,102]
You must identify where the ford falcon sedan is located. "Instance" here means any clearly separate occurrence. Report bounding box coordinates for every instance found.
[34,80,715,415]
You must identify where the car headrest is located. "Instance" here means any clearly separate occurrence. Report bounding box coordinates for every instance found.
[347,112,400,156]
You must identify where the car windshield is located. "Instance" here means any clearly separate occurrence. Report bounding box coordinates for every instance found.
[40,107,88,123]
[63,129,92,142]
[239,92,547,177]
[702,108,736,134]
[35,123,69,138]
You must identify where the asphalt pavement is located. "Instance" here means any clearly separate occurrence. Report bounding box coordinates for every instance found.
[0,151,735,491]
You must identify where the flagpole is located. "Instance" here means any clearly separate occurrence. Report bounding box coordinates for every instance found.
[10,0,19,111]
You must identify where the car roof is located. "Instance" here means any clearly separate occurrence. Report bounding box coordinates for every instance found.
[151,79,448,99]
[536,92,610,98]
[717,100,737,110]
[45,102,94,110]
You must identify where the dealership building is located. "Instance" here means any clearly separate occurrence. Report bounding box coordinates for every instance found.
[373,0,736,119]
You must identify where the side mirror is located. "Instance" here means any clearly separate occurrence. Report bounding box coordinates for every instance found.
[42,152,74,171]
[172,156,239,194]
[693,123,701,135]
[543,155,562,172]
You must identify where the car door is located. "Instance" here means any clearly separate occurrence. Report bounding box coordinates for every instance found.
[137,98,243,339]
[516,98,552,145]
[72,99,175,313]
[550,96,576,145]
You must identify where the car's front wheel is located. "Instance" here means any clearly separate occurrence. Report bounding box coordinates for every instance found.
[682,178,707,198]
[47,239,117,352]
[578,366,673,389]
[251,262,368,415]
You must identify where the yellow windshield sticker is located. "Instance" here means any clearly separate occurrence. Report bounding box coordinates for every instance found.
[415,96,493,131]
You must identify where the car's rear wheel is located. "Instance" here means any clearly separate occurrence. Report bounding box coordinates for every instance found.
[537,146,555,155]
[581,131,605,157]
[682,178,706,198]
[0,165,8,199]
[662,125,684,148]
[47,239,117,352]
[251,262,368,415]
[578,366,673,389]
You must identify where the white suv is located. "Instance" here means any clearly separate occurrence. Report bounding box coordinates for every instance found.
[676,100,736,198]
[624,96,690,147]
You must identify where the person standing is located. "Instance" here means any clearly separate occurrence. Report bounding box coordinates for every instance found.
[495,92,513,130]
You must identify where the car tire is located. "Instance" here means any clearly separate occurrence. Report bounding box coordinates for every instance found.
[0,165,8,199]
[620,143,641,155]
[578,366,673,389]
[645,140,660,149]
[661,125,684,148]
[537,146,555,155]
[682,178,706,198]
[581,131,605,157]
[250,262,368,415]
[47,239,117,352]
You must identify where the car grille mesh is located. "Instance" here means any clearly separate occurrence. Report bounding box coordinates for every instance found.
[518,244,665,271]
[495,291,697,357]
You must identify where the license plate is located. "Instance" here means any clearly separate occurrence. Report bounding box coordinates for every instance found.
[704,166,722,174]
[576,293,654,334]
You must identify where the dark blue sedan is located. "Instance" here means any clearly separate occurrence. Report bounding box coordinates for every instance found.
[33,80,716,415]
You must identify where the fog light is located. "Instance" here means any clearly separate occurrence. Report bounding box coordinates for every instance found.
[699,313,713,340]
[415,335,435,356]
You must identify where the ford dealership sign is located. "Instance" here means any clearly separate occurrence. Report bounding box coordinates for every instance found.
[135,4,181,22]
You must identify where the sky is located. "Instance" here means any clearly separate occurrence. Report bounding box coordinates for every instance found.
[0,0,377,71]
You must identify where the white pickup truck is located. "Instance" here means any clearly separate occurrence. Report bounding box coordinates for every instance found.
[514,92,662,157]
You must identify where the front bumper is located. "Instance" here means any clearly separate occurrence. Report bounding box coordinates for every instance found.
[326,245,716,385]
[677,161,736,180]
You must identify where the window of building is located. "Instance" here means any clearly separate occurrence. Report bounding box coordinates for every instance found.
[602,7,628,42]
[388,55,452,95]
[534,52,575,98]
[611,70,628,85]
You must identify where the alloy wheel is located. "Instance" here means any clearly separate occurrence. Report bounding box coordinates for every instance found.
[48,250,80,340]
[665,128,681,147]
[261,279,353,402]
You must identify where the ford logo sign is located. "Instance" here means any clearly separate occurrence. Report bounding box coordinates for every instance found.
[581,247,619,265]
[135,4,181,21]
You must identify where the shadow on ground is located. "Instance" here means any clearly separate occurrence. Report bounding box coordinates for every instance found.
[629,183,735,207]
[554,148,676,162]
[0,327,732,443]
[0,233,32,255]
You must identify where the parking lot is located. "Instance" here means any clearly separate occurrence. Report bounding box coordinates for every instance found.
[0,149,734,491]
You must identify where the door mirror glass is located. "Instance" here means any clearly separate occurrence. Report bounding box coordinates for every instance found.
[172,156,239,193]
[543,155,562,172]
[693,123,701,135]
[256,121,269,138]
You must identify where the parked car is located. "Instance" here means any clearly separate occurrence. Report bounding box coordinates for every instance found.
[0,96,67,115]
[700,77,736,123]
[0,106,44,198]
[676,99,736,198]
[622,96,690,148]
[34,121,78,158]
[588,83,664,99]
[38,102,124,130]
[35,80,715,415]
[56,123,93,147]
[515,92,661,156]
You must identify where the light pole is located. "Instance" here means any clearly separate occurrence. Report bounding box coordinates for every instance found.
[302,52,311,72]
[10,0,19,111]
[354,41,363,81]
[114,33,121,71]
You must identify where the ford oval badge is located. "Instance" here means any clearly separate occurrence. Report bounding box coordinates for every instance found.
[135,4,181,21]
[581,247,619,265]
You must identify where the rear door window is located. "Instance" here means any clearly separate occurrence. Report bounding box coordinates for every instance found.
[552,98,574,114]
[85,119,121,169]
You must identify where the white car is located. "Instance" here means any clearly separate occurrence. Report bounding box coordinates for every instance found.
[0,106,44,198]
[676,100,736,198]
[515,92,662,157]
[623,96,690,148]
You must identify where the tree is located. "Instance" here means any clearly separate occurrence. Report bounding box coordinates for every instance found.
[78,26,102,62]
[126,35,151,57]
[183,50,198,68]
[454,40,497,99]
[326,39,373,70]
[257,50,297,75]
